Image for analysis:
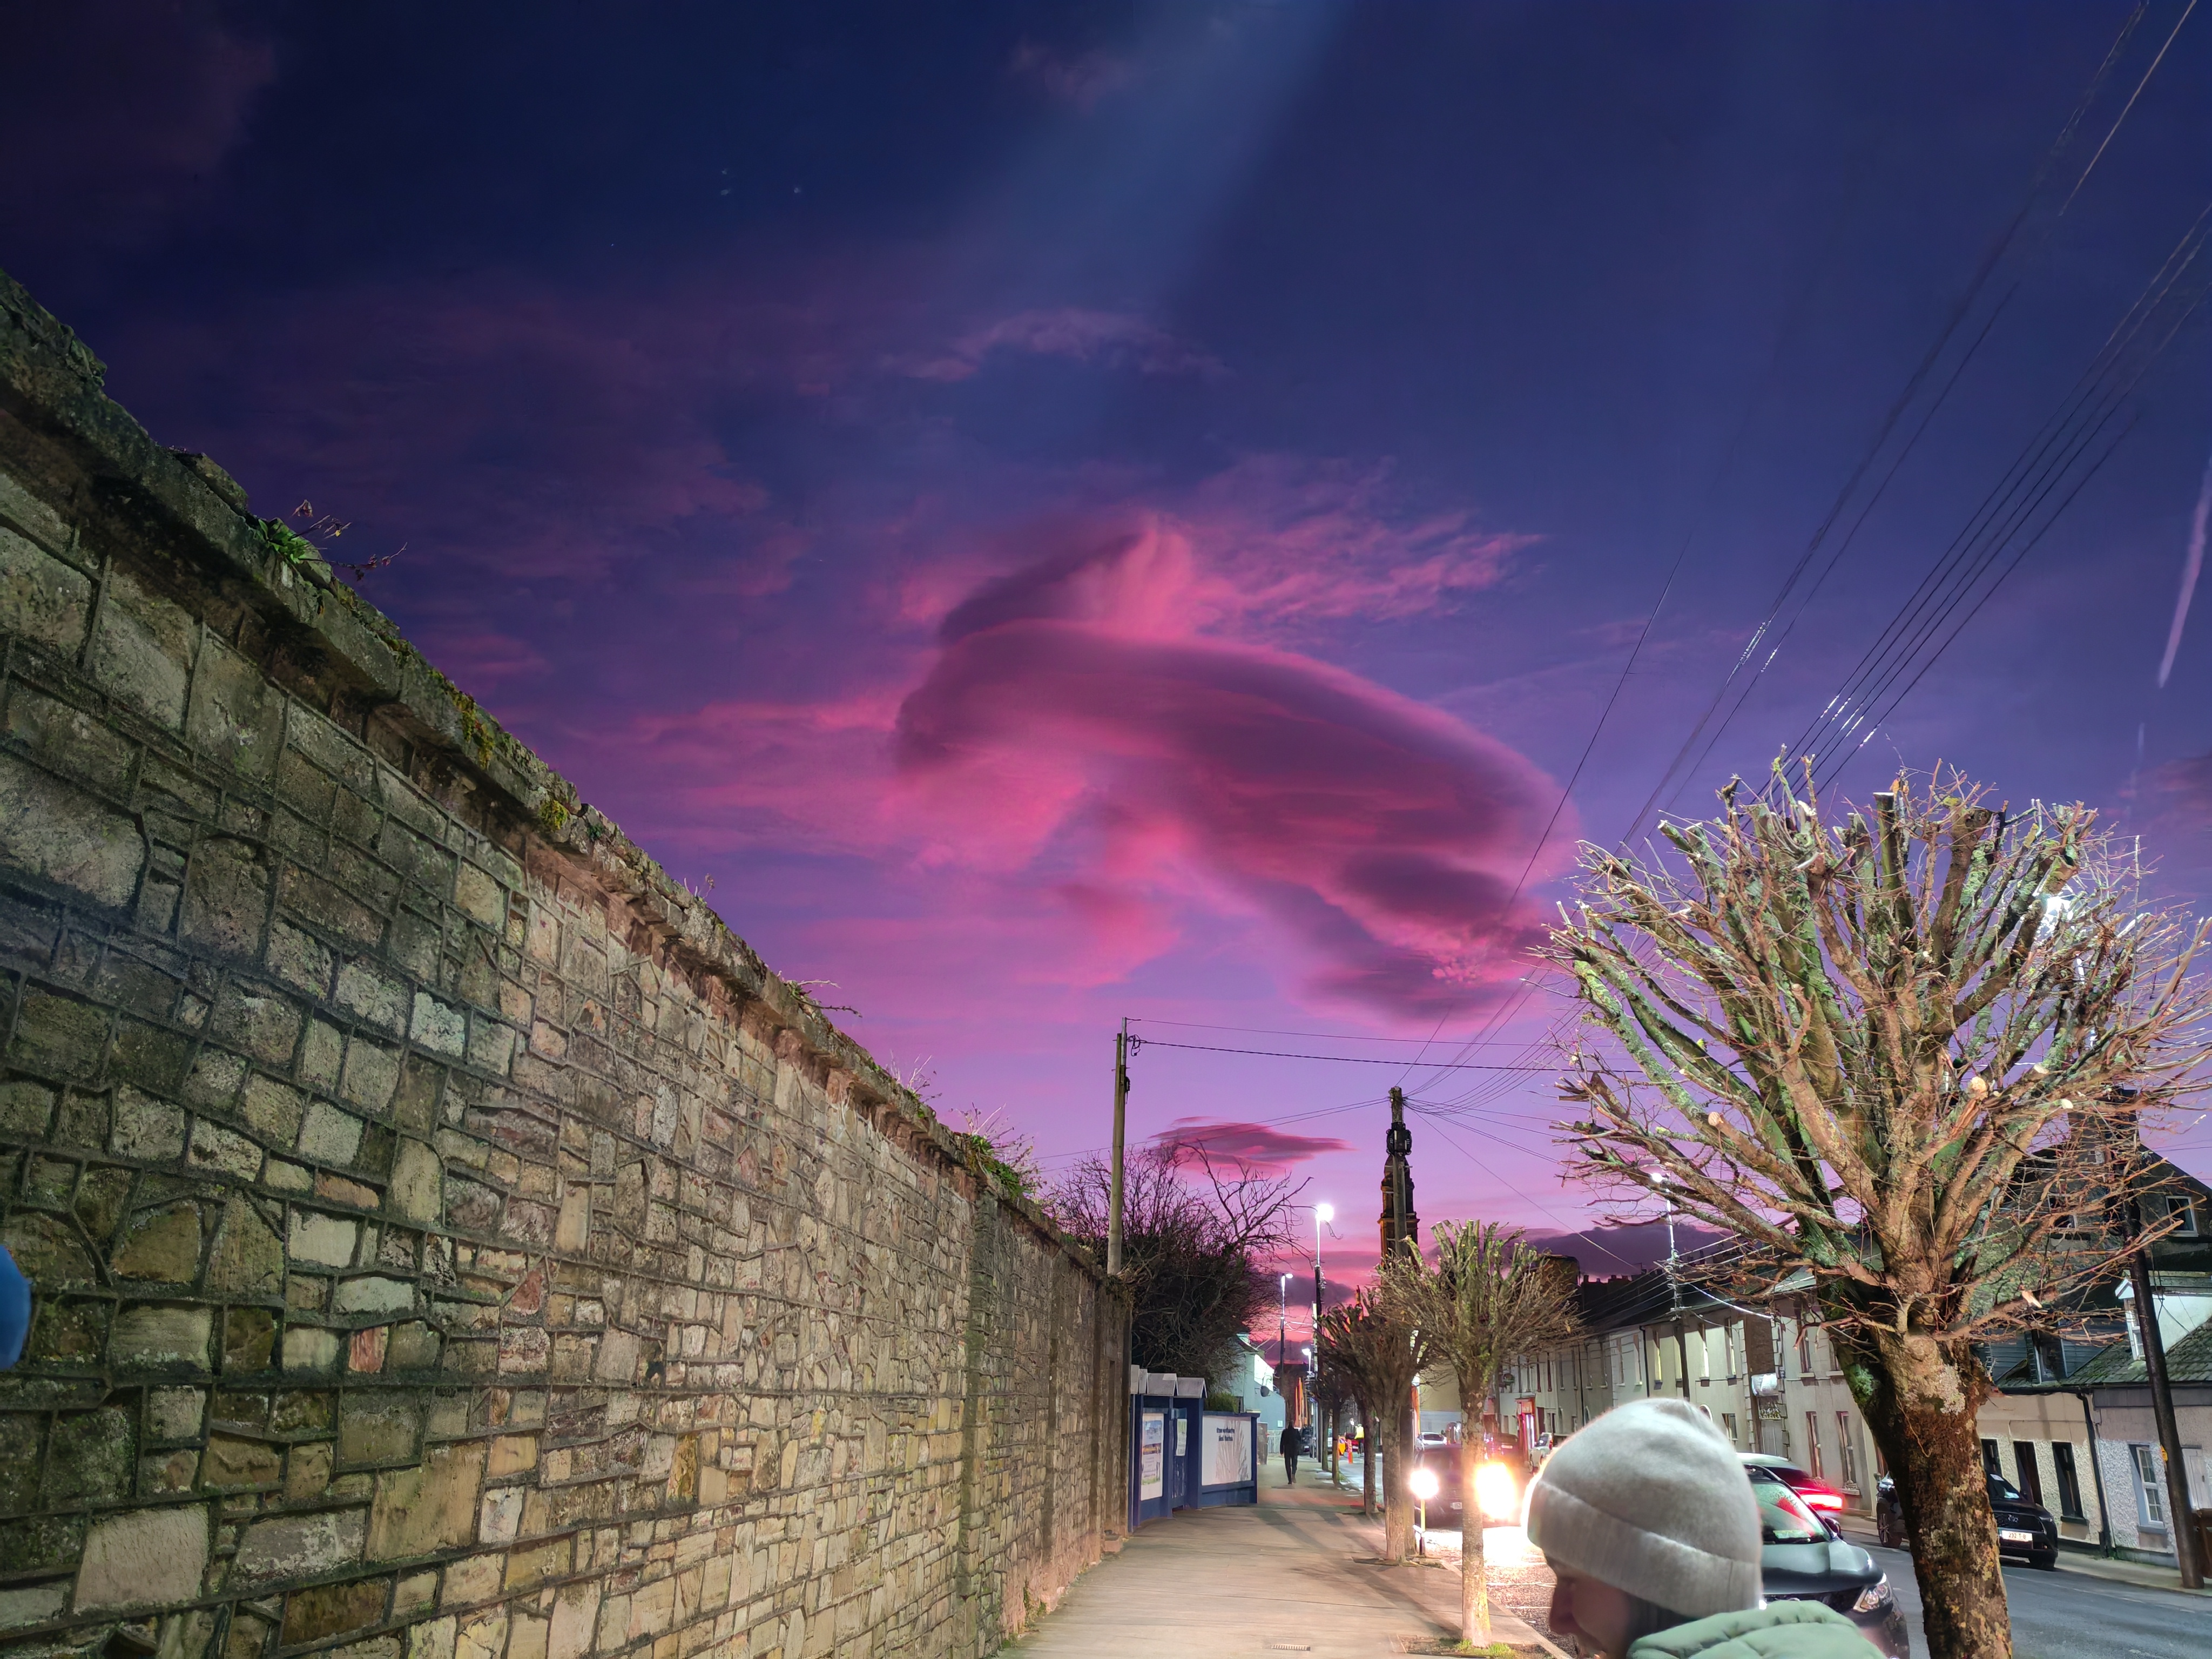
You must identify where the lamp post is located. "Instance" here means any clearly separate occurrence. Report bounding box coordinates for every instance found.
[1278,1272,1290,1370]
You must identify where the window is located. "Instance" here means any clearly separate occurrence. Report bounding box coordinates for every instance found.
[2132,1445,2168,1530]
[2053,1441,2086,1520]
[1796,1326,1812,1375]
[1725,1327,1738,1376]
[1980,1439,2001,1478]
[2013,1442,2044,1508]
[1805,1413,1824,1478]
[2030,1333,2066,1382]
[2155,1193,2200,1236]
[1722,1411,1738,1444]
[1837,1413,1858,1487]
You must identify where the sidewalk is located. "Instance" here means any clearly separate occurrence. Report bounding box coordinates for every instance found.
[1003,1466,1565,1658]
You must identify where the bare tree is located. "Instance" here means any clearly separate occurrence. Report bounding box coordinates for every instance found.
[1310,1363,1351,1482]
[1385,1223,1580,1647]
[1054,1138,1303,1381]
[1549,766,2210,1659]
[1318,1287,1429,1561]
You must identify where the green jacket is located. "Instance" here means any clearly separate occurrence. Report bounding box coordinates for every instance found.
[1628,1602,1873,1658]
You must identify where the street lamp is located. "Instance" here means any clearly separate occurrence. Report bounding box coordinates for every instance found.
[1312,1202,1334,1347]
[1278,1272,1290,1369]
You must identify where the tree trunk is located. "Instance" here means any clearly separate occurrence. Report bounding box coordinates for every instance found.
[1382,1397,1414,1562]
[1849,1327,2011,1659]
[1459,1433,1489,1645]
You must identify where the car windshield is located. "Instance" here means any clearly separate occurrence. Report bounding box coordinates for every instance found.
[1751,1475,1828,1543]
[1987,1473,2021,1503]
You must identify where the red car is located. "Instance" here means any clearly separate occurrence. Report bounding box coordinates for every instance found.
[1740,1453,1849,1521]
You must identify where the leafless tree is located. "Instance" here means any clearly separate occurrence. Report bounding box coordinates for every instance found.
[1054,1138,1303,1382]
[1384,1223,1579,1647]
[1549,765,2211,1659]
[1317,1286,1428,1561]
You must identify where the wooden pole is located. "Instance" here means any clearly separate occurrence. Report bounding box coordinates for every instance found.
[2127,1232,2203,1587]
[1107,1022,1128,1277]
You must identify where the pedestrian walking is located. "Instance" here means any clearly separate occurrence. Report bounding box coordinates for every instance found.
[1525,1398,1869,1657]
[1278,1421,1301,1486]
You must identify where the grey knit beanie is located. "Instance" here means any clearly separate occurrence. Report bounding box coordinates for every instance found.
[1523,1397,1762,1618]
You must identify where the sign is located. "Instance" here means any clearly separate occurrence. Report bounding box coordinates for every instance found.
[1139,1412,1165,1501]
[1176,1415,1188,1456]
[1202,1414,1253,1487]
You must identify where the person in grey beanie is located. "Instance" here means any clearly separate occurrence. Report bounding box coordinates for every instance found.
[1525,1398,1874,1657]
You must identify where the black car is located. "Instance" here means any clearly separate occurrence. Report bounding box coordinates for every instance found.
[1752,1468,1910,1658]
[1872,1473,2058,1568]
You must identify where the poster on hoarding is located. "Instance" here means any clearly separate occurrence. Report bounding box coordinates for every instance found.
[1202,1415,1252,1487]
[1139,1412,1165,1500]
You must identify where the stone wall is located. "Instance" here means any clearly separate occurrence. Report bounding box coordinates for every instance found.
[0,268,1128,1659]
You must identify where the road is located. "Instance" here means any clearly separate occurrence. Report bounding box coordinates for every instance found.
[1869,1545,2207,1659]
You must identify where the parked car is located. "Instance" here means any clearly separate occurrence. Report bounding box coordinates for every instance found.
[1750,1467,1910,1658]
[1872,1473,2058,1569]
[1739,1452,1850,1520]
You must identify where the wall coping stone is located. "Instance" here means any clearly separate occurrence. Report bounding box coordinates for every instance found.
[0,262,1100,1282]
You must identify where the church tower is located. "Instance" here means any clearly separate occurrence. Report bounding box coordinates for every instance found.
[1379,1085,1418,1262]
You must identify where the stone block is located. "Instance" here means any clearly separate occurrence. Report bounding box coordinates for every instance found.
[0,522,92,652]
[407,1615,457,1659]
[547,1581,599,1659]
[111,1304,213,1371]
[334,1276,415,1316]
[440,1552,503,1608]
[283,1327,342,1374]
[180,838,271,959]
[209,1198,285,1296]
[366,1440,485,1561]
[334,961,409,1035]
[48,1406,133,1502]
[111,1202,206,1283]
[389,1139,442,1225]
[111,1085,187,1161]
[5,986,111,1081]
[338,1395,421,1466]
[341,1035,403,1114]
[301,1099,367,1165]
[226,1306,278,1371]
[210,985,305,1068]
[202,1434,282,1489]
[507,1610,549,1659]
[454,1607,505,1659]
[454,863,506,929]
[186,1119,264,1182]
[242,1073,307,1143]
[477,1486,520,1545]
[186,633,285,783]
[290,1210,360,1267]
[86,566,193,731]
[148,1386,206,1440]
[1,749,148,918]
[410,992,468,1058]
[72,1504,208,1611]
[267,920,336,997]
[284,1573,392,1647]
[230,1505,368,1587]
[0,1581,69,1631]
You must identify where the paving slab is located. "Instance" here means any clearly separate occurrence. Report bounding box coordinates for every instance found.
[1004,1466,1563,1658]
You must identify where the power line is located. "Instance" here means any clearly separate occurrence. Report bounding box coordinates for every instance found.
[1622,1,2167,837]
[1126,1035,1547,1071]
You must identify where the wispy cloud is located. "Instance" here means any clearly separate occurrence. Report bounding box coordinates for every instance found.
[899,307,1226,383]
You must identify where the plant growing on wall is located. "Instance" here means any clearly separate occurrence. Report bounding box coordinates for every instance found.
[1549,765,2211,1659]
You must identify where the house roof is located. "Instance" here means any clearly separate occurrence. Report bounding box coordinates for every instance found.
[2058,1316,2212,1388]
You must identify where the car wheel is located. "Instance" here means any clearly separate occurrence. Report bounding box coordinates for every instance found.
[1874,1510,1893,1548]
[2031,1552,2056,1572]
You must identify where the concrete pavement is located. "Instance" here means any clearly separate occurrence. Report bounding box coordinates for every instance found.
[1002,1462,1563,1658]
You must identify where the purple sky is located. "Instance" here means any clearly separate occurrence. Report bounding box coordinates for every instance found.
[10,4,2212,1334]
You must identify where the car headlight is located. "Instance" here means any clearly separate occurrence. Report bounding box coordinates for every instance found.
[1408,1468,1440,1501]
[1851,1576,1893,1614]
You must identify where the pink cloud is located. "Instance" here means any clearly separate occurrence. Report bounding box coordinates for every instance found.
[614,515,1567,1016]
[1006,41,1138,110]
[901,307,1225,382]
[1157,1117,1355,1170]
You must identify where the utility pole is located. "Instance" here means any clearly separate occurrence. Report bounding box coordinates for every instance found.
[1659,1172,1689,1399]
[1107,1020,1128,1277]
[2128,1202,2202,1588]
